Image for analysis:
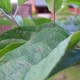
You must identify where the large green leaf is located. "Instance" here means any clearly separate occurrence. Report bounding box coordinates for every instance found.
[46,0,63,12]
[0,26,68,80]
[24,32,80,80]
[30,27,68,49]
[0,26,67,62]
[0,30,80,80]
[0,0,12,14]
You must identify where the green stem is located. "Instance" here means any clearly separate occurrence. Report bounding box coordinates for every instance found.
[11,15,20,28]
[53,0,55,24]
[0,8,20,28]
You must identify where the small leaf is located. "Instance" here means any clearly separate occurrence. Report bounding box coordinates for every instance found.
[0,0,12,14]
[15,15,23,26]
[23,17,36,26]
[0,42,25,58]
[24,31,80,80]
[33,18,52,26]
[0,39,26,50]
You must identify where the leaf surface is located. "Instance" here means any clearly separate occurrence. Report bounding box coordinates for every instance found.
[0,27,79,80]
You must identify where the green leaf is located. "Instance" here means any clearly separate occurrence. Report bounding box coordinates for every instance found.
[0,0,12,14]
[67,32,80,50]
[18,0,26,5]
[0,39,26,58]
[46,0,63,12]
[20,26,37,32]
[0,42,25,58]
[0,39,26,50]
[23,18,52,32]
[0,28,33,41]
[24,31,80,80]
[0,30,79,80]
[30,27,68,49]
[15,16,23,26]
[33,18,52,26]
[0,26,67,62]
[38,22,67,33]
[23,17,36,26]
[0,26,68,80]
[38,22,54,31]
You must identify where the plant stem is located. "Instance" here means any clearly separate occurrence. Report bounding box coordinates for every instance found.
[0,9,14,23]
[13,5,19,18]
[11,15,20,28]
[52,0,55,24]
[0,8,19,27]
